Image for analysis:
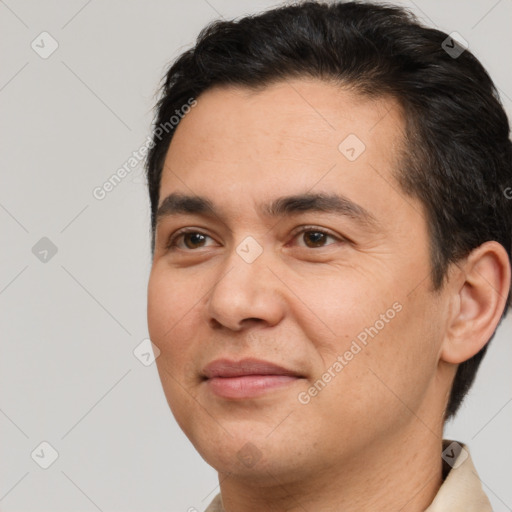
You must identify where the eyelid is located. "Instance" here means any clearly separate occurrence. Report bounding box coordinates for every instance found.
[164,227,218,250]
[164,224,348,251]
[288,224,346,246]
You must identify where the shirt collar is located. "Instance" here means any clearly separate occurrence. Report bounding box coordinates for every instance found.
[424,439,492,512]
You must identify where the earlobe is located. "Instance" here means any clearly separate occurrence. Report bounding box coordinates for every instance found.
[440,241,511,365]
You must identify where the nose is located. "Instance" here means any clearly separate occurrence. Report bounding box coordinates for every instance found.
[206,239,286,332]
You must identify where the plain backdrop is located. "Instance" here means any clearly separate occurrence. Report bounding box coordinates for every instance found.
[1,0,511,511]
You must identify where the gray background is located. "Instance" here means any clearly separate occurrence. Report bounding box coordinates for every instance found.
[0,0,511,511]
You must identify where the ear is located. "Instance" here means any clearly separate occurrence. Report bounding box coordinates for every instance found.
[440,241,511,364]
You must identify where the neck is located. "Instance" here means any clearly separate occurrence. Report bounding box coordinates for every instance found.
[216,422,444,512]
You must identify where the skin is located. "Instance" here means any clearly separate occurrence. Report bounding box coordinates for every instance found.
[147,78,510,511]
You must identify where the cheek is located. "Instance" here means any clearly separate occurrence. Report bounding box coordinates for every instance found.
[312,274,436,400]
[148,266,198,338]
[306,302,438,450]
[303,273,393,348]
[352,294,441,414]
[147,269,203,426]
[147,268,201,375]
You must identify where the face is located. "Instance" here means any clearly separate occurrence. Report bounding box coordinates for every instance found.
[147,78,450,484]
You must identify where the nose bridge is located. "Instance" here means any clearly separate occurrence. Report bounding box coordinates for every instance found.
[221,231,269,284]
[206,233,283,330]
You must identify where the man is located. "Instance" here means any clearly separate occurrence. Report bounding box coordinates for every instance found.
[145,1,511,510]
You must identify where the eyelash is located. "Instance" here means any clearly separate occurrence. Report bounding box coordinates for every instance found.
[164,225,345,251]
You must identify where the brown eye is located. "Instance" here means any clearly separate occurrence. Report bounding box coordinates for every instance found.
[302,230,330,248]
[182,232,207,249]
[165,230,215,250]
[293,227,341,249]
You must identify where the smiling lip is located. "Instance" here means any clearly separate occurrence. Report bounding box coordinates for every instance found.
[202,358,304,399]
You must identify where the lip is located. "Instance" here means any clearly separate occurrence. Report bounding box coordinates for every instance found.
[202,358,304,399]
[202,358,303,378]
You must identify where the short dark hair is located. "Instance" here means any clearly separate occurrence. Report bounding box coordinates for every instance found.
[145,0,512,420]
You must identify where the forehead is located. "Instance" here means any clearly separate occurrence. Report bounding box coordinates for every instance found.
[179,78,399,141]
[159,78,408,219]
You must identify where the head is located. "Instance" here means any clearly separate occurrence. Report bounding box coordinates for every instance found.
[146,0,511,480]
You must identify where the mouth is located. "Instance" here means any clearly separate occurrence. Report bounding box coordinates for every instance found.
[201,358,305,399]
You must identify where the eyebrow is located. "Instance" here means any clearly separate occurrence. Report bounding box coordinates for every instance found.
[156,192,379,230]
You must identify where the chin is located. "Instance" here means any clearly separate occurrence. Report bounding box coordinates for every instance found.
[192,428,307,483]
